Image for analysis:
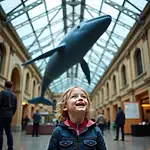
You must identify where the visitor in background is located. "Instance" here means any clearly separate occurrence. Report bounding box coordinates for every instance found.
[32,110,41,137]
[0,81,17,150]
[47,86,107,150]
[22,116,29,130]
[114,107,125,141]
[96,111,106,135]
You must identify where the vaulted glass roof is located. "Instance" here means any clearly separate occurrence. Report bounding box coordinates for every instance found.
[0,0,148,93]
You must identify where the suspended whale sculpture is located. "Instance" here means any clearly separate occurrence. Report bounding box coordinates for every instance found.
[22,15,112,106]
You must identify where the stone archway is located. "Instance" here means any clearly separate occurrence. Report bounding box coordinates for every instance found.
[10,66,21,131]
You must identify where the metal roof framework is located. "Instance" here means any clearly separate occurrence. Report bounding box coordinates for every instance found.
[0,0,148,93]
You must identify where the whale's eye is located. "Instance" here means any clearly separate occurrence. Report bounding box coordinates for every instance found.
[77,25,80,29]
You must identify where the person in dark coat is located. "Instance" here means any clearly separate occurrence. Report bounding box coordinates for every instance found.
[22,116,29,130]
[0,81,17,150]
[114,107,125,141]
[32,110,41,137]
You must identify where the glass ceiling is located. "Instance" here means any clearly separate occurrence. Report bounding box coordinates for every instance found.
[0,0,148,93]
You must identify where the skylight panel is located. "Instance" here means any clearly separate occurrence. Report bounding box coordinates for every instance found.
[107,45,117,52]
[16,24,33,38]
[11,14,28,27]
[45,0,61,10]
[84,9,93,20]
[35,59,43,67]
[93,46,103,55]
[97,67,103,76]
[38,36,51,46]
[1,0,21,13]
[103,53,112,61]
[131,0,147,10]
[51,10,63,23]
[32,51,41,59]
[38,28,50,40]
[104,51,114,60]
[95,75,100,82]
[124,1,141,14]
[101,32,109,41]
[66,4,73,15]
[67,19,72,26]
[89,62,97,70]
[48,9,61,22]
[114,24,130,39]
[28,43,39,53]
[75,5,81,15]
[51,22,63,34]
[90,52,99,62]
[111,36,123,47]
[97,39,106,47]
[119,13,135,27]
[102,3,119,19]
[25,0,37,5]
[112,0,124,6]
[22,36,35,46]
[28,3,45,18]
[32,16,48,30]
[42,45,53,53]
[86,0,101,10]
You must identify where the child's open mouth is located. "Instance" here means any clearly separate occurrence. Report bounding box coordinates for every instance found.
[76,102,85,106]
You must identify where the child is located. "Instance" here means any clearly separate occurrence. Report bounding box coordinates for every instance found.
[47,86,107,150]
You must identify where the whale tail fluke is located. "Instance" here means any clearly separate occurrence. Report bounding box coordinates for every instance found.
[28,96,55,106]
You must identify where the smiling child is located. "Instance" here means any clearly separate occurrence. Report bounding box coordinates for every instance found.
[47,86,107,150]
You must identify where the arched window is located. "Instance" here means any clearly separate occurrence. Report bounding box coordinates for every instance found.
[32,80,36,98]
[113,75,117,93]
[25,73,29,92]
[0,43,4,73]
[121,65,127,86]
[135,48,143,76]
[106,82,109,98]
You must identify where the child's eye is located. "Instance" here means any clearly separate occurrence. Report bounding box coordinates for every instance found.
[71,95,77,98]
[82,95,87,98]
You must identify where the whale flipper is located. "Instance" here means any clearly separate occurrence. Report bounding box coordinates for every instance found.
[80,59,90,84]
[22,43,66,66]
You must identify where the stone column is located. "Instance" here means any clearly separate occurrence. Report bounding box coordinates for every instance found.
[148,85,150,104]
[12,90,22,131]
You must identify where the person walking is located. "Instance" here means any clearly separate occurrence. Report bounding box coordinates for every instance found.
[0,81,17,150]
[96,111,106,135]
[114,107,126,141]
[32,110,41,137]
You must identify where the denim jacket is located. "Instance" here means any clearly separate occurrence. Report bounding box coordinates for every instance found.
[47,119,107,150]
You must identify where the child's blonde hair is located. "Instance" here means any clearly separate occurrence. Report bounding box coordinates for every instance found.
[55,86,92,122]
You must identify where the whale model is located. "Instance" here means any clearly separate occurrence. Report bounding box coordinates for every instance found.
[22,15,112,106]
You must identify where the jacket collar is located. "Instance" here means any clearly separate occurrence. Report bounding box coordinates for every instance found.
[59,119,95,128]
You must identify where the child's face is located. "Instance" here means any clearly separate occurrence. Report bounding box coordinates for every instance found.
[66,88,89,114]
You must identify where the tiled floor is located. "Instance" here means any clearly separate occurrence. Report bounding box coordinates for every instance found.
[2,130,150,150]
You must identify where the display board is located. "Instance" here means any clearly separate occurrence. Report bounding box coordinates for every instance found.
[124,102,140,119]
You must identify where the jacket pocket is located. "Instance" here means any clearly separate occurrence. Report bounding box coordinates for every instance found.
[83,140,97,149]
[59,140,74,150]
